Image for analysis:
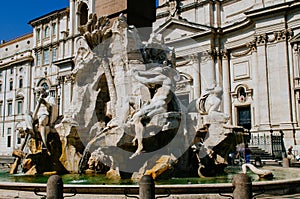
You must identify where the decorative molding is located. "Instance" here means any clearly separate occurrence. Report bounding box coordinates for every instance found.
[231,47,251,58]
[268,29,293,43]
[207,49,218,59]
[29,9,69,27]
[231,84,253,104]
[65,74,75,84]
[232,60,250,80]
[220,49,229,59]
[256,34,267,45]
[231,38,256,58]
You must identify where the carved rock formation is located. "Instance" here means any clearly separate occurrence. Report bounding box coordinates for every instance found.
[12,13,245,180]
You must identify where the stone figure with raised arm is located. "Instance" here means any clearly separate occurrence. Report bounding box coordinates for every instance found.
[129,61,178,159]
[25,87,57,151]
[37,87,57,150]
[197,86,229,121]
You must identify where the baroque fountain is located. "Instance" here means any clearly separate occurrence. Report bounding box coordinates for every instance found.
[10,13,248,181]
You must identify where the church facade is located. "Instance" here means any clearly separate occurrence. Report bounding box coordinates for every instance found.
[0,0,299,158]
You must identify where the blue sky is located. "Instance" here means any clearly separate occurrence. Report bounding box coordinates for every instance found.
[0,0,69,42]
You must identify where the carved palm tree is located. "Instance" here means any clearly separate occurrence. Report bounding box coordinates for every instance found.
[100,57,116,118]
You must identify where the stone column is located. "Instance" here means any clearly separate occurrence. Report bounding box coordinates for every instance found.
[293,44,300,125]
[200,50,216,89]
[69,0,75,36]
[56,76,64,116]
[192,54,201,99]
[221,49,231,119]
[63,74,73,113]
[251,39,259,128]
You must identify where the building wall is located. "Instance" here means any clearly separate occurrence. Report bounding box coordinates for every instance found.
[0,34,33,155]
[155,0,300,154]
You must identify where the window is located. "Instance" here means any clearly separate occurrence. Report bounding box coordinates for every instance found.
[7,128,11,148]
[17,101,23,114]
[44,26,50,38]
[79,3,88,25]
[17,137,21,145]
[52,23,57,36]
[10,67,13,74]
[0,103,2,116]
[37,28,41,41]
[238,87,247,102]
[36,53,41,66]
[9,80,13,91]
[8,102,12,116]
[19,78,23,88]
[52,47,57,62]
[0,71,2,76]
[237,106,251,130]
[43,49,49,65]
[0,82,2,92]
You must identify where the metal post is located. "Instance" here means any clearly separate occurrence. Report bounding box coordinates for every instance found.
[232,173,252,199]
[47,175,63,199]
[139,175,155,199]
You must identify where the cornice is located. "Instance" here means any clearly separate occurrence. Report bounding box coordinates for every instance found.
[222,18,253,35]
[0,55,33,68]
[33,41,59,52]
[29,8,69,27]
[245,1,300,19]
[0,33,32,47]
[53,57,74,67]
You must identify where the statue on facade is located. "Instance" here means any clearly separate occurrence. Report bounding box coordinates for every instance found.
[165,0,183,20]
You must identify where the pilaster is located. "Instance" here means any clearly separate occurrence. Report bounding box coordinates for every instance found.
[256,33,271,130]
[220,49,231,119]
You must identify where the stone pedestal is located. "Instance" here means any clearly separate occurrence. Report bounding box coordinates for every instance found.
[232,173,252,199]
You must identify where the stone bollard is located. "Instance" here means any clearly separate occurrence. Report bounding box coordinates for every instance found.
[47,175,63,199]
[282,158,290,168]
[139,175,155,199]
[232,173,252,199]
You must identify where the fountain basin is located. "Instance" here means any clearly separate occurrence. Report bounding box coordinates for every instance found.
[0,177,300,196]
[0,166,300,198]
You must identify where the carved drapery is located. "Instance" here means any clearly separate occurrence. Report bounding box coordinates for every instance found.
[231,38,257,58]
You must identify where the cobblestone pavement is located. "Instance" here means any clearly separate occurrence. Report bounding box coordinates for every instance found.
[257,193,300,198]
[1,190,300,199]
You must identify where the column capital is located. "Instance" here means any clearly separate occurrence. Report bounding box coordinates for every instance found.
[256,34,267,46]
[220,48,229,59]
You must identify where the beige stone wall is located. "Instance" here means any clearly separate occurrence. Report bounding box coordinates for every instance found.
[95,0,126,17]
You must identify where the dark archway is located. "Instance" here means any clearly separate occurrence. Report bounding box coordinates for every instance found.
[95,74,111,125]
[79,3,88,26]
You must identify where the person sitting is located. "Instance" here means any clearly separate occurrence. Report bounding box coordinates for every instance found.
[287,145,294,160]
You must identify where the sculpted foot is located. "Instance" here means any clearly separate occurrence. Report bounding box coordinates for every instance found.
[132,137,137,146]
[129,147,143,159]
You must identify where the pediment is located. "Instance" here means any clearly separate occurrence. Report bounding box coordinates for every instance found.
[155,18,210,42]
[290,32,300,43]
